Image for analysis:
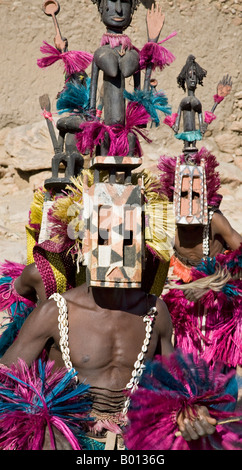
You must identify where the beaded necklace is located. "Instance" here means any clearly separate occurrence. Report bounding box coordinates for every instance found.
[202,209,214,257]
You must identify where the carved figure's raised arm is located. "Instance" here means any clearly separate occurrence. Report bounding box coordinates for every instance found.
[211,74,232,113]
[146,4,165,43]
[143,4,165,92]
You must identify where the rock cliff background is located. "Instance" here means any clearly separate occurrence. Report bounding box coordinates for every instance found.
[0,0,241,263]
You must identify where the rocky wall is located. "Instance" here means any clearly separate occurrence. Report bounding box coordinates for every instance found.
[0,0,241,262]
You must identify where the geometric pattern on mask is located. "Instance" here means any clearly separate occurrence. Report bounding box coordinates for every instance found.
[82,156,144,288]
[174,156,208,225]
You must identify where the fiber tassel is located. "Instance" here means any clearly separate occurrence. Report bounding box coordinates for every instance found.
[164,245,242,368]
[0,261,27,282]
[0,308,34,358]
[76,102,151,157]
[124,89,171,127]
[204,111,216,124]
[157,154,177,201]
[196,244,242,278]
[203,311,242,368]
[57,78,91,115]
[100,33,136,51]
[0,358,92,450]
[0,261,36,356]
[76,120,109,157]
[163,113,178,128]
[191,248,242,368]
[28,186,47,231]
[124,352,242,450]
[162,288,209,358]
[46,172,92,259]
[37,42,93,75]
[170,255,193,283]
[109,102,151,157]
[139,32,177,72]
[175,130,203,141]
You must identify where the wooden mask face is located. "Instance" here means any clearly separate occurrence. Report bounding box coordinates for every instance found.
[82,156,144,288]
[174,157,208,226]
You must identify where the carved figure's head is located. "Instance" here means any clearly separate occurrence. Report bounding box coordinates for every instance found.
[91,0,140,31]
[177,55,207,92]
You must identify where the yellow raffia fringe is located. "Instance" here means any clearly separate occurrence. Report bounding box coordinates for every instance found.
[28,187,46,226]
[25,187,47,265]
[149,259,170,296]
[45,251,67,294]
[25,225,38,265]
[49,169,175,266]
[47,171,94,255]
[51,170,94,226]
[141,170,175,262]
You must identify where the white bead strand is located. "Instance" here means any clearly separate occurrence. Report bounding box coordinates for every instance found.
[49,293,78,382]
[122,306,157,415]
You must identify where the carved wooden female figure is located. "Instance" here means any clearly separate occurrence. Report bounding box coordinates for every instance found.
[89,0,141,155]
[172,55,207,151]
[76,2,174,158]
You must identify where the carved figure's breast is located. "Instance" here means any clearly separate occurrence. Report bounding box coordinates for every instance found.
[94,45,139,78]
[180,96,202,113]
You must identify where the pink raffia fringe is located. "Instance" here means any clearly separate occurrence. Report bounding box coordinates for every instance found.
[0,260,26,281]
[214,94,224,104]
[108,102,152,157]
[190,247,242,368]
[0,359,91,450]
[163,246,242,368]
[76,102,151,157]
[163,112,178,128]
[139,32,177,71]
[100,33,138,52]
[204,111,216,124]
[37,41,93,75]
[76,120,109,157]
[88,413,127,436]
[124,352,242,450]
[0,261,36,316]
[163,288,242,368]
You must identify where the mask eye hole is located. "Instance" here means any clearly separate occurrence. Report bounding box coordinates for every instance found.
[192,191,200,200]
[98,205,112,246]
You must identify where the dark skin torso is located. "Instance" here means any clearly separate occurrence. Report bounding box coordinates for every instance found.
[1,283,173,394]
[174,211,242,266]
[1,283,217,444]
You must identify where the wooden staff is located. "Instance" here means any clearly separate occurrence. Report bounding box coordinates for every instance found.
[42,1,67,52]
